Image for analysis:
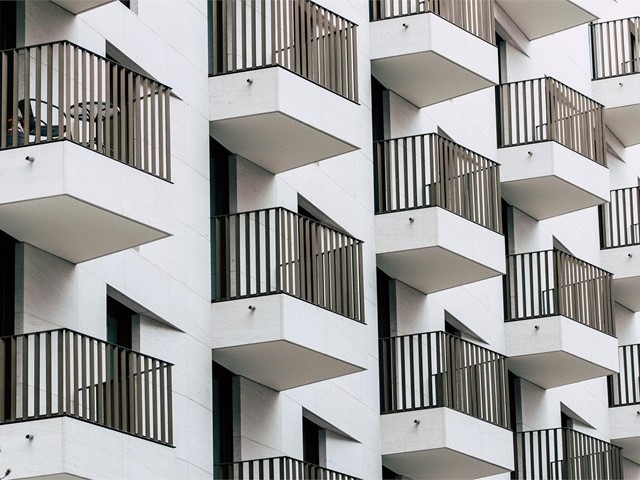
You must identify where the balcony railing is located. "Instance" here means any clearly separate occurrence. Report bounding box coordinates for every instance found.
[600,187,640,249]
[591,17,640,80]
[514,428,623,479]
[210,0,358,102]
[0,329,173,445]
[374,133,502,233]
[609,343,640,407]
[370,0,495,45]
[496,77,605,166]
[0,41,171,181]
[379,331,510,429]
[215,456,361,480]
[505,250,614,336]
[212,207,365,322]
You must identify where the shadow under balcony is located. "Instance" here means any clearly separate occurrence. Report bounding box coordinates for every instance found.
[375,133,504,294]
[379,331,513,479]
[505,249,618,389]
[210,207,366,391]
[591,18,640,147]
[208,0,360,173]
[497,77,608,220]
[0,329,174,479]
[514,428,623,479]
[216,456,360,480]
[609,343,640,464]
[0,41,172,263]
[370,0,498,107]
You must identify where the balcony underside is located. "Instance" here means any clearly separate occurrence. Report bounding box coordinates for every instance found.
[498,142,608,220]
[505,316,618,389]
[495,0,597,40]
[211,294,366,391]
[209,67,359,173]
[601,246,640,311]
[592,75,640,147]
[610,405,640,464]
[370,13,497,107]
[604,104,640,147]
[0,142,171,263]
[381,408,513,479]
[375,207,504,294]
[50,0,115,14]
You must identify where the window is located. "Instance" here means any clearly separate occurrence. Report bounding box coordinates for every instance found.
[107,296,133,349]
[303,417,323,466]
[213,361,234,468]
[210,138,231,300]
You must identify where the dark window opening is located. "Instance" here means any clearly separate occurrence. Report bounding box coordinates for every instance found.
[382,465,402,480]
[303,417,322,466]
[119,0,131,8]
[0,230,16,338]
[497,33,507,85]
[561,412,574,430]
[0,1,17,51]
[377,268,392,340]
[213,361,234,467]
[106,296,133,349]
[210,137,231,300]
[444,320,461,337]
[371,76,385,142]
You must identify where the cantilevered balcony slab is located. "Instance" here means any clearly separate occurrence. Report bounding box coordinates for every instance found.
[209,67,360,173]
[381,408,514,479]
[375,207,505,294]
[0,141,171,263]
[369,12,498,107]
[601,246,640,311]
[50,0,116,14]
[495,0,597,40]
[591,74,640,147]
[610,406,640,464]
[498,142,609,220]
[211,294,366,391]
[505,316,618,389]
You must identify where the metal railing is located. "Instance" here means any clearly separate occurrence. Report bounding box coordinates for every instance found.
[374,133,502,233]
[379,331,510,429]
[210,0,358,102]
[496,77,605,166]
[216,456,361,480]
[609,343,640,407]
[212,207,365,322]
[513,428,623,479]
[0,41,171,181]
[370,0,495,45]
[0,328,173,445]
[591,17,640,80]
[600,187,640,249]
[505,250,614,336]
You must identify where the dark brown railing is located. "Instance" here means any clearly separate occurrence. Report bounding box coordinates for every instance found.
[212,208,364,322]
[599,187,640,249]
[0,328,173,445]
[216,456,361,480]
[513,428,623,479]
[370,0,495,45]
[591,17,640,80]
[374,133,502,233]
[0,41,171,181]
[379,331,510,429]
[210,0,358,102]
[505,250,614,336]
[496,77,605,166]
[609,343,640,407]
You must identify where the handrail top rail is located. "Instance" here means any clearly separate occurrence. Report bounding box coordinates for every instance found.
[498,76,604,108]
[215,455,362,478]
[0,327,174,367]
[291,0,359,28]
[0,39,172,91]
[507,248,612,276]
[592,16,640,26]
[373,132,498,166]
[212,206,364,244]
[609,185,640,194]
[378,330,505,358]
[518,427,621,447]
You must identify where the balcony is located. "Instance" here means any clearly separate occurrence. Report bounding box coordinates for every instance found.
[370,0,498,107]
[211,208,366,391]
[495,0,597,40]
[379,332,513,479]
[497,77,608,220]
[591,18,640,146]
[208,0,360,173]
[375,133,504,294]
[50,0,116,14]
[216,456,360,480]
[609,343,640,464]
[0,41,172,263]
[514,428,623,479]
[505,250,618,389]
[599,187,640,311]
[0,329,173,478]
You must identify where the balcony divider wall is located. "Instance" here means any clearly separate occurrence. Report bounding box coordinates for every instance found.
[600,186,640,249]
[505,249,615,336]
[379,331,510,429]
[591,17,640,80]
[0,41,172,181]
[212,207,365,323]
[513,428,623,480]
[0,328,173,446]
[374,133,502,233]
[216,456,361,480]
[496,77,605,166]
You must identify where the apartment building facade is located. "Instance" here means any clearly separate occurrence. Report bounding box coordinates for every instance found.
[1,0,640,479]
